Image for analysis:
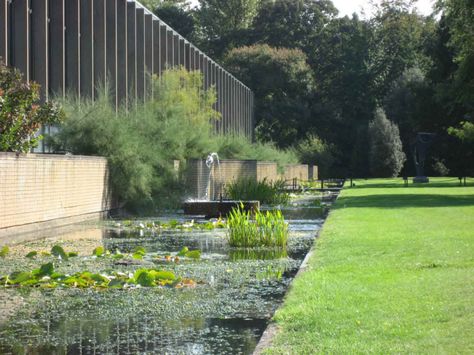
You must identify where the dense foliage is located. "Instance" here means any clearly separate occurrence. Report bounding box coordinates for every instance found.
[225,177,289,205]
[0,60,64,153]
[51,69,297,209]
[146,0,474,178]
[368,108,406,177]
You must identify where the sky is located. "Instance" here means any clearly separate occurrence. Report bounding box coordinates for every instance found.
[332,0,435,18]
[188,0,436,18]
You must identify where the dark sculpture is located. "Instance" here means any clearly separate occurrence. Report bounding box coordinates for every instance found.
[413,132,436,183]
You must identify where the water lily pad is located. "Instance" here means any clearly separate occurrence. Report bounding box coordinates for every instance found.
[185,250,201,260]
[36,262,54,277]
[177,247,189,256]
[8,271,33,284]
[93,246,105,257]
[0,245,9,258]
[51,245,68,260]
[26,251,38,259]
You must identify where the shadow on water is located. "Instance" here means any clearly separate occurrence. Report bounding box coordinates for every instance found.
[335,193,474,209]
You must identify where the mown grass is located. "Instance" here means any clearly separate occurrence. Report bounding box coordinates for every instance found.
[265,177,474,354]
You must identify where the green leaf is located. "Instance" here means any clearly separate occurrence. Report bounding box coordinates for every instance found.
[112,253,124,260]
[68,252,79,257]
[133,246,146,255]
[0,246,9,258]
[93,246,105,257]
[108,279,125,289]
[8,271,33,284]
[177,247,189,256]
[26,251,38,259]
[185,250,201,260]
[151,270,176,281]
[90,273,109,284]
[135,270,155,287]
[132,252,143,260]
[37,262,54,277]
[51,245,68,260]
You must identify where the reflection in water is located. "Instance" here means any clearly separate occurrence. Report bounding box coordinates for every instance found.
[0,204,326,355]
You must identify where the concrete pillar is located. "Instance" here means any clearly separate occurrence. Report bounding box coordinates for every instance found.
[80,0,94,98]
[116,0,127,106]
[190,46,195,70]
[179,38,185,67]
[30,0,48,100]
[93,0,106,97]
[202,56,208,90]
[145,14,153,73]
[184,42,190,71]
[48,0,65,97]
[173,33,179,67]
[159,24,167,71]
[166,29,173,68]
[65,0,80,95]
[0,0,8,65]
[144,14,153,98]
[106,0,117,105]
[152,19,160,76]
[135,8,144,100]
[11,0,29,80]
[127,1,136,102]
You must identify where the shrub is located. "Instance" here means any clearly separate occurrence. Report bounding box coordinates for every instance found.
[296,134,337,178]
[0,60,64,152]
[50,69,218,209]
[225,177,289,205]
[368,108,406,177]
[227,207,288,248]
[213,134,299,169]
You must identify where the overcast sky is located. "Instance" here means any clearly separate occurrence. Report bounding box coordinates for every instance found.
[189,0,436,18]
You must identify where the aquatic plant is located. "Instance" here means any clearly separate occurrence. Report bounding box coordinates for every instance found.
[0,262,195,289]
[114,218,226,234]
[225,178,290,205]
[227,206,288,248]
[0,245,9,258]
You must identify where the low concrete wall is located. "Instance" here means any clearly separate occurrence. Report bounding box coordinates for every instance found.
[282,164,309,181]
[0,153,112,241]
[185,159,318,199]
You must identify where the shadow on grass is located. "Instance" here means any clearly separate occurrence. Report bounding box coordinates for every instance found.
[335,194,474,209]
[350,178,474,189]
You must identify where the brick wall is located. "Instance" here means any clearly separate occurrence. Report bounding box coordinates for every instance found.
[185,159,318,199]
[0,153,112,236]
[282,164,310,181]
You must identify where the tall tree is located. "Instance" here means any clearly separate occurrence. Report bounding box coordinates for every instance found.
[252,0,337,62]
[224,44,314,146]
[368,108,406,177]
[196,0,261,57]
[369,0,436,99]
[148,0,196,40]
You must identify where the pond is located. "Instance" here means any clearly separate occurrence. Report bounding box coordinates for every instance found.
[0,193,335,354]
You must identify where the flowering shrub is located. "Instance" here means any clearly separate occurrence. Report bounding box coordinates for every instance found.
[0,59,64,153]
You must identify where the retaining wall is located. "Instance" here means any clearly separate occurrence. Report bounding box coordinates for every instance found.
[0,153,112,241]
[185,159,318,200]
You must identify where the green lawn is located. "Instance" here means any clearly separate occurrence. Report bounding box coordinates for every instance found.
[265,177,474,354]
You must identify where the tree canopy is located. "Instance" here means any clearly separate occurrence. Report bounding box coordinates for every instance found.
[150,0,474,178]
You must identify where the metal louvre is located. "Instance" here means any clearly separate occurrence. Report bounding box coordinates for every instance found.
[0,0,254,140]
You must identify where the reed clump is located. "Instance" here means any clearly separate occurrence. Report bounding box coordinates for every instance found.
[227,206,288,248]
[225,178,289,205]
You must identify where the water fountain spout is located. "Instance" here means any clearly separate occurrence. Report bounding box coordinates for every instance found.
[205,153,221,200]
